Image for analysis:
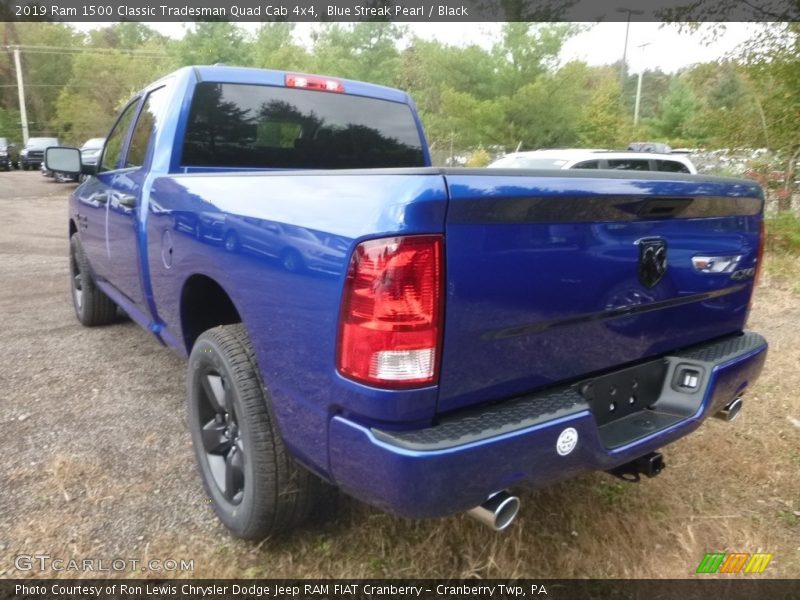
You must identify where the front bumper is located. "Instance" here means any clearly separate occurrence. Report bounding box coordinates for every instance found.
[328,331,767,518]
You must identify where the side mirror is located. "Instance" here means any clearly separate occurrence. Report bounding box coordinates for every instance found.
[45,147,81,175]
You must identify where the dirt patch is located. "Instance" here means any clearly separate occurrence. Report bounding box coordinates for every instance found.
[1,170,798,579]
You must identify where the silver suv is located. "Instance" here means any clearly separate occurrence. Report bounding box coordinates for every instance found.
[488,149,697,174]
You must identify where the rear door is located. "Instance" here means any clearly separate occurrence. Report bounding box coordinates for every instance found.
[104,86,168,309]
[437,171,762,414]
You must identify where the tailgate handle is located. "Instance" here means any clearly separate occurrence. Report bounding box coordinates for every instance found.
[636,198,693,218]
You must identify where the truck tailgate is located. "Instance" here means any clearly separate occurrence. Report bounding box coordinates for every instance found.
[438,171,763,414]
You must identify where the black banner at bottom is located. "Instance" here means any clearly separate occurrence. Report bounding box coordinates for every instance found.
[1,579,799,600]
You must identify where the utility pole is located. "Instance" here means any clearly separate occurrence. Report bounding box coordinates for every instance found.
[12,46,29,144]
[616,8,644,94]
[633,42,651,127]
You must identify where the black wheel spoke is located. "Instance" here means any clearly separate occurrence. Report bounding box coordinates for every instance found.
[201,373,226,413]
[224,442,244,501]
[201,419,230,454]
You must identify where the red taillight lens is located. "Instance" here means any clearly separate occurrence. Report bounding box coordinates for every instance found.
[285,74,344,93]
[754,219,765,287]
[337,235,443,388]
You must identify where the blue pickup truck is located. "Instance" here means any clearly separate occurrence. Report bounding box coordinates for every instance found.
[47,66,768,538]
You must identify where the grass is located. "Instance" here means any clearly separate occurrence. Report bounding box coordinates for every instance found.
[765,212,800,254]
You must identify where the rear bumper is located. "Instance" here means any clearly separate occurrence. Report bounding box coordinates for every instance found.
[328,331,767,518]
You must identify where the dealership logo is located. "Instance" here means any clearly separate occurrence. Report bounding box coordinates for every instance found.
[695,552,773,574]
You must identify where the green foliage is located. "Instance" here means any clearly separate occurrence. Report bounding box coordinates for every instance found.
[251,23,312,72]
[0,108,21,141]
[172,22,249,67]
[310,23,404,86]
[765,213,800,254]
[576,72,631,148]
[465,148,492,167]
[649,77,698,140]
[1,19,797,201]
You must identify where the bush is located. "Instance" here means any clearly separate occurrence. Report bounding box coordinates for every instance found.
[765,212,800,254]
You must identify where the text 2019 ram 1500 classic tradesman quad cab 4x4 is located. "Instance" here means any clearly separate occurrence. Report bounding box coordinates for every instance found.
[47,66,767,538]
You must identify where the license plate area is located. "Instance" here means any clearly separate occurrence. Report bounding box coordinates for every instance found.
[579,359,669,426]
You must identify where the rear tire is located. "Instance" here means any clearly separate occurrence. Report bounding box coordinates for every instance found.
[69,235,117,326]
[188,324,322,539]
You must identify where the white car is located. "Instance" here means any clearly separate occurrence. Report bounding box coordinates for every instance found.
[488,149,697,174]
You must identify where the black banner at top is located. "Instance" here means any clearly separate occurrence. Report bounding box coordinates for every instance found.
[1,0,799,22]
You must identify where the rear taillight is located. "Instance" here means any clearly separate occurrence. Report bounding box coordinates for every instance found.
[746,219,766,325]
[337,235,443,388]
[754,219,765,286]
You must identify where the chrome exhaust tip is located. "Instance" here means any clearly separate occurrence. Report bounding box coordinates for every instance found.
[466,491,520,531]
[715,397,743,422]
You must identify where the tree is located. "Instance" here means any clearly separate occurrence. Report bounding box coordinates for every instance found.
[310,23,404,86]
[172,23,250,67]
[251,23,312,72]
[649,77,698,143]
[576,70,631,148]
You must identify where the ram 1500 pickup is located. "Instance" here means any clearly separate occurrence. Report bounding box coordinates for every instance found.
[47,66,768,538]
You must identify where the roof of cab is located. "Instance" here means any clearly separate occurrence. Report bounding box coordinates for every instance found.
[178,65,412,104]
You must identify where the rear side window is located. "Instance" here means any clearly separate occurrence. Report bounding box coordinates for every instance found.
[607,159,651,171]
[656,159,690,174]
[182,82,425,169]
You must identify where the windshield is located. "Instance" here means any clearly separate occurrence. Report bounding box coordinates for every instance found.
[182,82,425,169]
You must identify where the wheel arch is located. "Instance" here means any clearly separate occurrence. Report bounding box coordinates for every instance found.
[180,274,243,353]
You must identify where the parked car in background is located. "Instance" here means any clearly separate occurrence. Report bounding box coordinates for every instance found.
[80,137,105,168]
[0,138,19,170]
[21,137,60,170]
[489,149,698,174]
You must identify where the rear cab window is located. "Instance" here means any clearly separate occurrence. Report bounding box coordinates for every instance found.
[181,82,425,169]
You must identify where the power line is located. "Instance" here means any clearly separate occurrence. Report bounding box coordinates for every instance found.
[2,44,169,58]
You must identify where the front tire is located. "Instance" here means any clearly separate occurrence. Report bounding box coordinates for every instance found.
[69,235,117,326]
[188,324,321,539]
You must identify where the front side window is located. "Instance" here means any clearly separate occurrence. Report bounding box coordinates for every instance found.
[181,82,425,169]
[100,100,140,173]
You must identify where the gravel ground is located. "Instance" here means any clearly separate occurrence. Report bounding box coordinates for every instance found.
[0,172,215,576]
[1,170,797,579]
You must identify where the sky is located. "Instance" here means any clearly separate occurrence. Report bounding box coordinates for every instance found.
[75,21,765,74]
